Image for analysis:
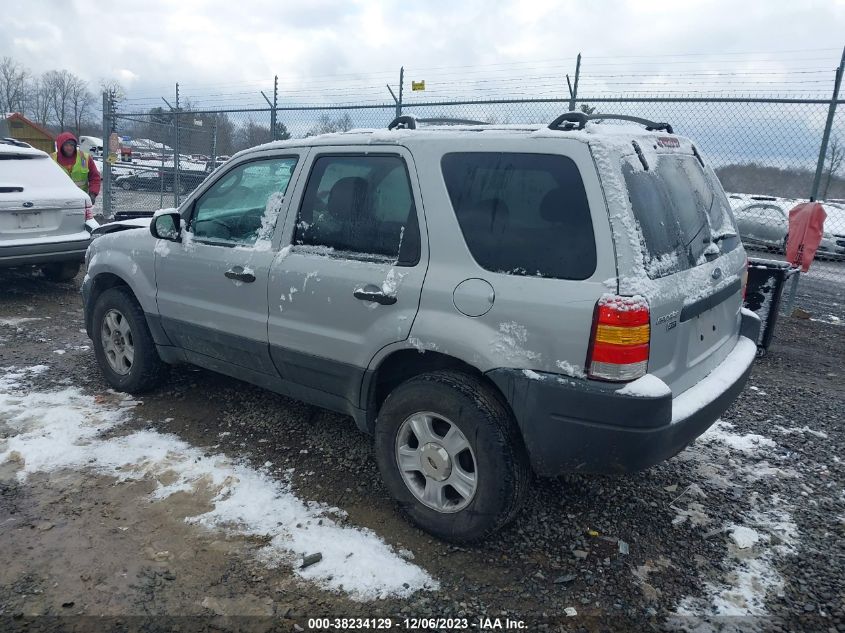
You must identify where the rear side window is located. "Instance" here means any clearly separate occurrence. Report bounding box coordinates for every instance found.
[294,155,420,264]
[441,152,596,279]
[623,154,739,279]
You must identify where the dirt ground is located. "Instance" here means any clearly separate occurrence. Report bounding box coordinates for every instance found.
[1,267,843,633]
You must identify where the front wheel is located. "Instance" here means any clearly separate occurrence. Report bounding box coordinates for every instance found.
[374,370,531,543]
[91,287,166,393]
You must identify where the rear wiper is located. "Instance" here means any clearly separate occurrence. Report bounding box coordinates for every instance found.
[712,232,737,243]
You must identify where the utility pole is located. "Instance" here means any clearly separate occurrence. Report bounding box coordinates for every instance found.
[567,53,581,112]
[810,46,845,201]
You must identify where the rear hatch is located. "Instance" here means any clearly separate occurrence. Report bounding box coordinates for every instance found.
[604,136,746,395]
[0,143,89,245]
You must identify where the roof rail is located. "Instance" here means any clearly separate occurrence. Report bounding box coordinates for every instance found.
[387,115,488,130]
[548,112,674,134]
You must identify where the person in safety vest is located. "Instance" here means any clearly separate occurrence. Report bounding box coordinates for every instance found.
[52,131,102,204]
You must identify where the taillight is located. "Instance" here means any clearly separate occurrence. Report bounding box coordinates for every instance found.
[741,257,749,300]
[85,200,94,221]
[587,295,650,382]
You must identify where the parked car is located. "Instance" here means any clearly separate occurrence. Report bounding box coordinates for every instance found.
[83,113,760,542]
[0,138,94,281]
[115,168,208,195]
[115,170,161,192]
[731,202,789,251]
[731,198,845,260]
[821,205,845,259]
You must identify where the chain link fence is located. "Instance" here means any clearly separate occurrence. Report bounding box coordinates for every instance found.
[101,94,845,321]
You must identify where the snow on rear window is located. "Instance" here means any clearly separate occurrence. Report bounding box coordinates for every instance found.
[0,154,82,191]
[622,153,739,280]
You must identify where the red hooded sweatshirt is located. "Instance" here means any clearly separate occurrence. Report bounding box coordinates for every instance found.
[54,131,101,196]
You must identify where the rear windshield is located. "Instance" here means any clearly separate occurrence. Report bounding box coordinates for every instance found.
[441,152,597,280]
[622,154,739,279]
[0,154,78,189]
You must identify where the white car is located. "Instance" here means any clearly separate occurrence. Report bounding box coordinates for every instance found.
[0,138,94,281]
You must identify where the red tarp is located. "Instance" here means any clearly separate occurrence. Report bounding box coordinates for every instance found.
[785,202,827,272]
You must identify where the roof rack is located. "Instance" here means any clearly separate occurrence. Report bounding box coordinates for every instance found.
[548,112,673,134]
[0,137,32,148]
[387,115,488,130]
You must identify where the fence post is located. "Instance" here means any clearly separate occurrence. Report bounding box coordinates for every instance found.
[810,46,844,201]
[272,75,278,140]
[173,83,180,207]
[101,91,112,219]
[211,116,218,170]
[397,66,404,117]
[568,53,581,112]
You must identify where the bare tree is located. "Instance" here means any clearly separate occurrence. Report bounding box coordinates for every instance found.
[69,77,95,136]
[99,79,127,104]
[822,135,844,200]
[0,56,29,114]
[306,113,353,136]
[26,75,52,126]
[234,117,273,152]
[42,70,78,131]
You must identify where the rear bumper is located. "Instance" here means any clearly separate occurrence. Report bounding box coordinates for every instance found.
[0,237,90,268]
[487,311,761,476]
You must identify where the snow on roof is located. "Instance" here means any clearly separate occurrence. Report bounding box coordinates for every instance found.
[0,141,47,157]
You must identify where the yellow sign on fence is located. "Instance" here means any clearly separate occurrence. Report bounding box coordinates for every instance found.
[411,80,425,91]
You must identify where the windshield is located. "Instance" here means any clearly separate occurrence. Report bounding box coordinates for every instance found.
[622,153,740,279]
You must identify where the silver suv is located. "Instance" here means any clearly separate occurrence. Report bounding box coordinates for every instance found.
[1,138,93,280]
[83,113,760,542]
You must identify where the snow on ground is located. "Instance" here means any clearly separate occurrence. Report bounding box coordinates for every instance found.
[0,317,42,327]
[0,365,437,601]
[698,420,777,454]
[669,417,801,618]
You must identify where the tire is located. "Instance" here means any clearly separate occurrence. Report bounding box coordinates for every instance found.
[91,286,166,393]
[374,370,531,543]
[41,261,81,282]
[120,180,132,191]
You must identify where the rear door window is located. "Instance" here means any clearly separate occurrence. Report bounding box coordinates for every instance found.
[622,154,739,279]
[293,154,421,265]
[441,152,596,279]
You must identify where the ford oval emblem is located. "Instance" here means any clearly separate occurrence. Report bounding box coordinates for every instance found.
[712,267,723,280]
[22,201,34,208]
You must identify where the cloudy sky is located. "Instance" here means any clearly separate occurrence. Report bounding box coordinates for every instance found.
[3,0,844,108]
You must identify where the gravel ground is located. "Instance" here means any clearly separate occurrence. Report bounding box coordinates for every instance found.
[0,267,843,633]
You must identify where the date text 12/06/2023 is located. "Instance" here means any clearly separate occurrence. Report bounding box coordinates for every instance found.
[306,617,527,630]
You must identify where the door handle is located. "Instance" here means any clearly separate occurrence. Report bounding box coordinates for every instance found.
[353,287,397,305]
[225,267,256,283]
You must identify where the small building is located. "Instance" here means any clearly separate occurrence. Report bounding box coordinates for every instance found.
[1,113,56,153]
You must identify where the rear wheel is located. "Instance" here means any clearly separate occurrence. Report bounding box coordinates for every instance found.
[374,370,531,543]
[120,180,133,191]
[41,261,81,282]
[91,287,166,393]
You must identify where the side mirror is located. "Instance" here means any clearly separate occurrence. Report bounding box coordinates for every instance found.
[150,211,182,242]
